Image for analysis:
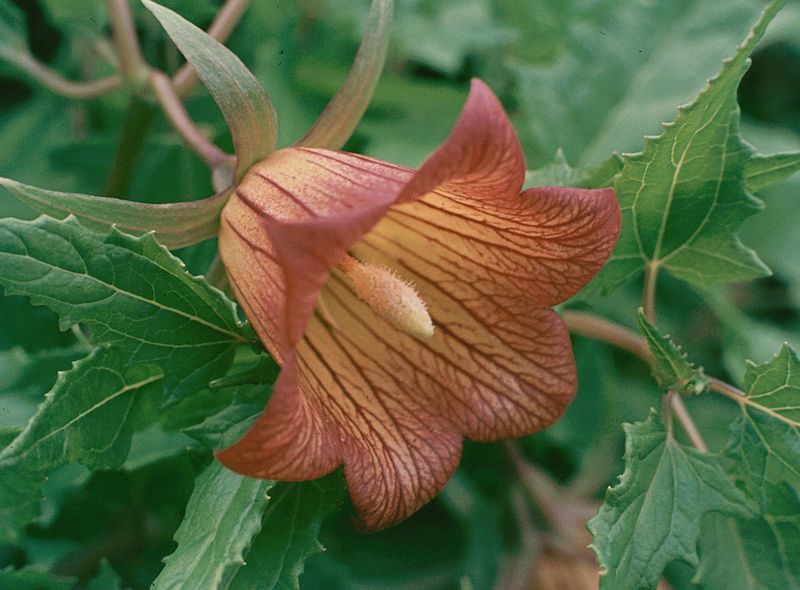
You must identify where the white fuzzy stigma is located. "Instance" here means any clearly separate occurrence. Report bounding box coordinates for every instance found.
[344,260,434,339]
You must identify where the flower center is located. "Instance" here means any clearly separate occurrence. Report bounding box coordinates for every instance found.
[338,254,434,339]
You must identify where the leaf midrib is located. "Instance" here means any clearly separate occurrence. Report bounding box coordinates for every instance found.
[0,371,163,464]
[647,100,729,265]
[1,249,245,343]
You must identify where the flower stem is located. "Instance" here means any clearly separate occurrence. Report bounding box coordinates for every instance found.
[105,0,149,87]
[3,51,122,99]
[104,97,158,198]
[150,71,232,167]
[173,0,252,97]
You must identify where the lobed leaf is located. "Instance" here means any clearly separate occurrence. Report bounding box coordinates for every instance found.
[636,309,708,395]
[0,346,162,543]
[0,216,247,402]
[588,411,753,590]
[725,344,800,500]
[228,475,347,590]
[151,461,275,590]
[694,345,800,588]
[0,176,228,249]
[745,151,800,193]
[142,0,277,180]
[696,486,800,590]
[588,1,785,294]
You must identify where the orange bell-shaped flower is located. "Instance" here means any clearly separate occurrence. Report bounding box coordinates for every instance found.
[215,80,621,530]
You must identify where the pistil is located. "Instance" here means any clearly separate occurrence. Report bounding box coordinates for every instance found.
[338,254,434,339]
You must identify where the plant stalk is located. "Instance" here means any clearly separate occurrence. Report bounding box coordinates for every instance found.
[105,0,149,87]
[104,97,158,198]
[4,51,122,99]
[150,71,232,167]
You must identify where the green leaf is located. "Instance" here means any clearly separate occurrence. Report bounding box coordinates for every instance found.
[695,485,800,590]
[151,461,275,590]
[0,0,27,60]
[725,344,800,499]
[0,216,247,402]
[142,0,277,180]
[395,0,516,76]
[0,428,21,449]
[0,176,227,249]
[39,0,107,35]
[525,151,623,189]
[0,345,86,398]
[694,346,800,588]
[745,151,800,193]
[438,472,503,590]
[511,0,766,167]
[588,410,754,590]
[87,559,123,590]
[0,567,75,590]
[0,346,162,543]
[586,1,785,294]
[636,309,709,395]
[228,475,346,590]
[183,384,270,450]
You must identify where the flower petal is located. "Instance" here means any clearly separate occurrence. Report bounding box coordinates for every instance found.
[218,261,575,530]
[351,235,577,441]
[215,352,340,480]
[373,185,621,307]
[218,148,411,358]
[397,78,526,204]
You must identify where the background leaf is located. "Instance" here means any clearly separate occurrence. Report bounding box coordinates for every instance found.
[0,216,247,402]
[151,461,274,590]
[0,567,75,590]
[511,0,766,167]
[0,346,162,543]
[229,475,347,590]
[588,411,753,590]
